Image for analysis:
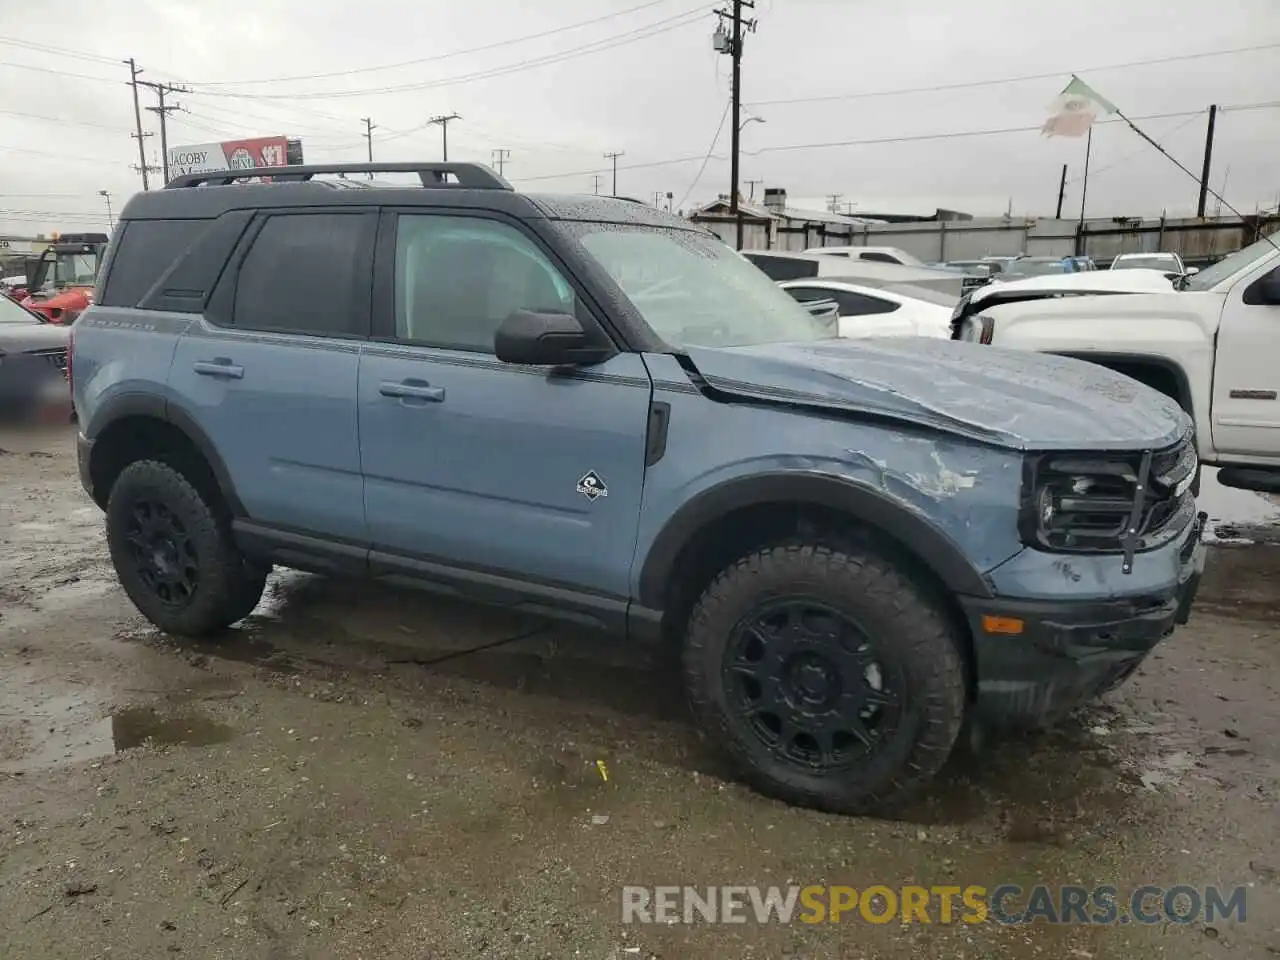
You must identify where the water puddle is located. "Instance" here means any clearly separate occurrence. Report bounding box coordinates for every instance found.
[2,707,234,774]
[1199,468,1280,544]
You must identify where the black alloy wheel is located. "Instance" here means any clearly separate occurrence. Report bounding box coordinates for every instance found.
[723,598,905,773]
[122,498,200,607]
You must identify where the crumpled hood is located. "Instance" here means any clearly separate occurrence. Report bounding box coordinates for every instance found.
[685,337,1189,452]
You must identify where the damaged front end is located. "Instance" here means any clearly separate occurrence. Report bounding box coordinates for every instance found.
[964,428,1206,725]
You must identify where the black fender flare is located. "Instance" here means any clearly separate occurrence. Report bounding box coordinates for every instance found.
[637,471,994,607]
[84,392,246,517]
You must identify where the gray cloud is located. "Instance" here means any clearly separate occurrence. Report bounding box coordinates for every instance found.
[1,0,1277,236]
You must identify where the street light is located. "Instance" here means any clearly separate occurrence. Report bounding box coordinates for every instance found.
[98,190,114,231]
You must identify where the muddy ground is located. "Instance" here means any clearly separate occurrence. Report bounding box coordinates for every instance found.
[1,423,1278,959]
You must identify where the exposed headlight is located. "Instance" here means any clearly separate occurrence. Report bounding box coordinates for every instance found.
[1020,442,1197,554]
[958,315,994,343]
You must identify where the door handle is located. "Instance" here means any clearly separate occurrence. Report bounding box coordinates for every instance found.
[193,359,244,379]
[379,380,445,402]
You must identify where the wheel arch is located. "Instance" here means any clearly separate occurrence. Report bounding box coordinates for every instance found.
[85,393,245,516]
[637,472,995,612]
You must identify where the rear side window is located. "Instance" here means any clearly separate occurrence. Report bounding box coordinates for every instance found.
[100,219,208,307]
[746,255,819,281]
[232,213,370,337]
[834,291,898,316]
[857,251,901,264]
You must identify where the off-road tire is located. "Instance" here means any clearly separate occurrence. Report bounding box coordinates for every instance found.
[106,460,264,637]
[683,542,967,814]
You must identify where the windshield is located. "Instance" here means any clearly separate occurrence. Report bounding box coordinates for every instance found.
[0,293,40,323]
[1184,233,1280,291]
[1112,256,1177,272]
[51,252,99,288]
[569,224,835,348]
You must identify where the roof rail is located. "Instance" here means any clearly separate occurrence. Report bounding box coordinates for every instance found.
[164,162,513,191]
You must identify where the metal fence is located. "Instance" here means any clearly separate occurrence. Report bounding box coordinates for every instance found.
[698,213,1279,267]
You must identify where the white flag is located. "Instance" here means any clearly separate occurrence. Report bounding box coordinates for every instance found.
[1042,75,1118,137]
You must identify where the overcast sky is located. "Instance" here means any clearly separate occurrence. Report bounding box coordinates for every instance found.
[1,0,1277,235]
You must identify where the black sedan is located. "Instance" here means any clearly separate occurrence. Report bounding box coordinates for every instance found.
[0,293,71,423]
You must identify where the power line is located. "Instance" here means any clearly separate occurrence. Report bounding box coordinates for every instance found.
[0,60,118,83]
[513,103,1280,185]
[1065,111,1206,185]
[180,0,677,86]
[749,40,1280,107]
[675,98,731,211]
[185,8,709,100]
[0,108,131,132]
[0,36,120,65]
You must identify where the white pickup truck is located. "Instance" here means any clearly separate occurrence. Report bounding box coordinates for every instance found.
[950,233,1280,492]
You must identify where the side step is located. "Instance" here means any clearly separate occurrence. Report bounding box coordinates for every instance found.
[1216,466,1280,493]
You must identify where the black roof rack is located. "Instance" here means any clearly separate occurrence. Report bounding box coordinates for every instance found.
[164,161,513,191]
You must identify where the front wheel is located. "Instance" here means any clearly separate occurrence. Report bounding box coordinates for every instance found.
[683,542,967,814]
[106,460,264,637]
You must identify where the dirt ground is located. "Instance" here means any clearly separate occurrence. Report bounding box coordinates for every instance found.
[2,423,1278,960]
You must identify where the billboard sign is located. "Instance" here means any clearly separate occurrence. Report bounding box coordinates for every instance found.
[167,136,292,179]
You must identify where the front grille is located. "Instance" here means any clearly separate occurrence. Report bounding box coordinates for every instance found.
[29,347,68,374]
[1032,435,1197,554]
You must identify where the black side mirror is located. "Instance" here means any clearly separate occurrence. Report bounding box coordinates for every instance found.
[494,309,612,366]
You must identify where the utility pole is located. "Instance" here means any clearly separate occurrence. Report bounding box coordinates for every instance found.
[361,118,376,178]
[491,148,510,176]
[715,0,756,249]
[427,113,461,161]
[124,58,152,191]
[1077,126,1093,255]
[1196,104,1218,218]
[99,190,114,231]
[826,193,843,213]
[744,177,763,203]
[141,80,187,185]
[604,151,624,196]
[591,174,602,195]
[1055,163,1067,218]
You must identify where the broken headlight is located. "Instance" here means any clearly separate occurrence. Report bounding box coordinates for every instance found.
[1020,443,1197,555]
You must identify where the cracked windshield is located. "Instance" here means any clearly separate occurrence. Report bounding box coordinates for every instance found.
[1,1,1278,959]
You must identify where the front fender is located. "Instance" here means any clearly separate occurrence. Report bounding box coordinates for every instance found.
[637,470,999,607]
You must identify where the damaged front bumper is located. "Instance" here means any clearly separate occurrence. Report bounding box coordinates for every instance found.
[961,511,1207,725]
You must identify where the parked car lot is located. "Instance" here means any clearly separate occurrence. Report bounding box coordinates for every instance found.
[778,277,956,337]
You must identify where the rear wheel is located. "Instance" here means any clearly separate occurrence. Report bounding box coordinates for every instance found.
[683,542,967,814]
[106,460,265,636]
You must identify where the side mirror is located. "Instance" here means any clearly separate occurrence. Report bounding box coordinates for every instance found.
[1184,266,1200,276]
[494,309,612,366]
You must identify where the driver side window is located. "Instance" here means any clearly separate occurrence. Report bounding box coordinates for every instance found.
[394,215,576,353]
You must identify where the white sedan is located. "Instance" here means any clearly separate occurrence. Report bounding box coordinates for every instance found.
[778,278,957,339]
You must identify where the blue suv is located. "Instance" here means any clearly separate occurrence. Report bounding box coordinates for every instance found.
[72,162,1205,812]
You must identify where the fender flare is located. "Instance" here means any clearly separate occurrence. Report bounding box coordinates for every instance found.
[84,392,246,517]
[637,471,994,607]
